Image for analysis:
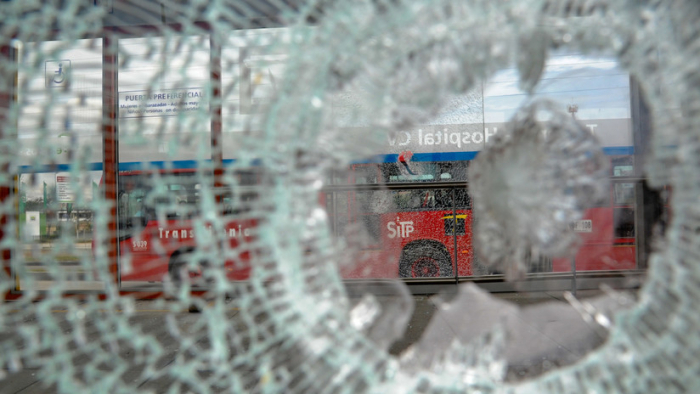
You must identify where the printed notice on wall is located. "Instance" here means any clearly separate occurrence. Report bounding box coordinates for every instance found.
[118,88,208,118]
[56,172,74,203]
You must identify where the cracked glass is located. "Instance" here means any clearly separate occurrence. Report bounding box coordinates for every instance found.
[0,1,694,393]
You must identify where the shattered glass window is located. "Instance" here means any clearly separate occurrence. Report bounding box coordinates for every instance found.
[0,1,696,393]
[14,38,104,292]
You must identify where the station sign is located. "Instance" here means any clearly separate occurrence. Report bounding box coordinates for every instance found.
[377,118,632,155]
[118,88,208,118]
[45,59,71,88]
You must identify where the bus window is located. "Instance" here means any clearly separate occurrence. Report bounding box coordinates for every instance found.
[437,161,469,182]
[454,189,471,209]
[381,161,469,183]
[614,207,635,238]
[613,182,635,239]
[116,169,263,224]
[612,156,634,177]
[614,182,635,206]
[344,191,383,248]
[354,165,379,184]
[327,191,350,236]
[391,189,470,210]
[119,178,147,229]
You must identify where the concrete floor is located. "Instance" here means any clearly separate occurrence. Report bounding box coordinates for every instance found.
[0,288,632,393]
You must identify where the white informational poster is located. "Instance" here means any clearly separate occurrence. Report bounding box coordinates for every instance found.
[118,88,208,118]
[25,211,41,237]
[17,39,104,169]
[56,172,74,203]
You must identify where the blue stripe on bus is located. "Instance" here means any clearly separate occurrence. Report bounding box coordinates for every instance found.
[18,162,105,172]
[17,146,634,172]
[353,152,480,163]
[117,159,251,171]
[18,159,244,173]
[353,147,634,164]
[603,146,634,156]
[117,160,206,171]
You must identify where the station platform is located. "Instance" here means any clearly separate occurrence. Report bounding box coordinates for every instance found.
[1,288,633,392]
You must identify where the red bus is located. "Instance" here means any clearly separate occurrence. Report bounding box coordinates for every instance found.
[115,168,261,287]
[111,154,637,285]
[325,156,638,279]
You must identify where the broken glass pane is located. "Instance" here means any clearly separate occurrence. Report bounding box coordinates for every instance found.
[0,1,695,393]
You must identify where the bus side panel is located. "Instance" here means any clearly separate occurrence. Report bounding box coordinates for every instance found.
[119,219,257,282]
[551,206,636,272]
[341,210,473,278]
[345,249,401,278]
[223,219,256,281]
[119,221,188,282]
[552,244,636,271]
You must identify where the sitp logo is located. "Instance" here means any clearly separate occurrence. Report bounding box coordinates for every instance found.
[45,60,71,88]
[387,217,414,239]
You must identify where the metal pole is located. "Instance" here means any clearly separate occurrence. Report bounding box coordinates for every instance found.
[570,256,577,297]
[0,42,15,299]
[630,76,657,270]
[452,188,458,283]
[210,34,223,195]
[103,30,119,291]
